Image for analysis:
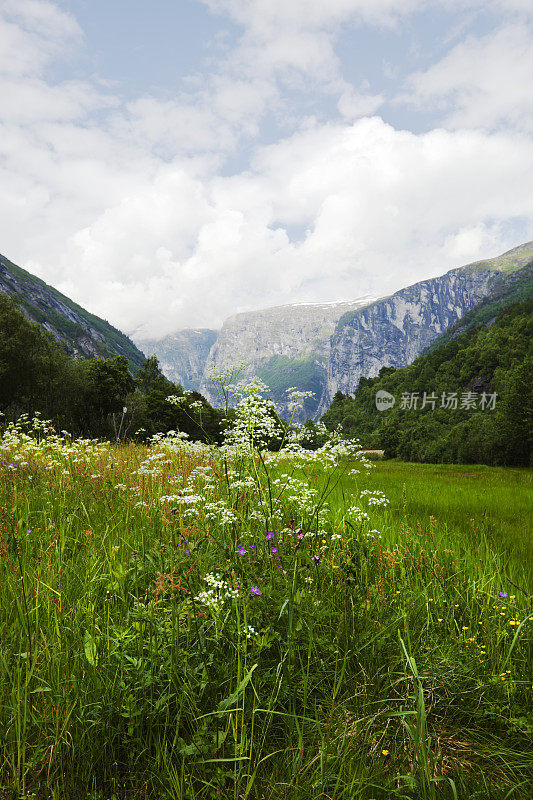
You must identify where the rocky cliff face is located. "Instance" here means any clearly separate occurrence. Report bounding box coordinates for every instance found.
[137,329,217,388]
[0,253,145,370]
[201,299,374,418]
[320,269,494,417]
[134,241,533,420]
[319,242,533,417]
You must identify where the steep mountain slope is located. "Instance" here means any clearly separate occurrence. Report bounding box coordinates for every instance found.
[321,296,533,466]
[137,329,217,388]
[425,263,533,352]
[456,240,533,273]
[320,243,533,417]
[202,299,375,418]
[0,253,145,371]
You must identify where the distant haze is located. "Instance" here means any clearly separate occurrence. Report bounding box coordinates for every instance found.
[1,0,533,338]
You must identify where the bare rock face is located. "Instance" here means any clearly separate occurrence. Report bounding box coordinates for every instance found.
[199,300,374,419]
[319,241,533,417]
[137,329,218,388]
[204,300,373,368]
[320,269,494,417]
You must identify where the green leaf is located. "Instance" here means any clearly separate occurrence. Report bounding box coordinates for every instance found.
[83,630,98,666]
[217,663,258,714]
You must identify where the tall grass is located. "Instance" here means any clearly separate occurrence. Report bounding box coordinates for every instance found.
[0,418,531,799]
[331,460,533,591]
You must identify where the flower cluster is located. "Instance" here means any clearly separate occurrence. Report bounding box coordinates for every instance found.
[360,489,390,507]
[194,574,239,612]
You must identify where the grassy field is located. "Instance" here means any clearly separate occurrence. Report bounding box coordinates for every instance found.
[0,420,532,800]
[336,461,533,592]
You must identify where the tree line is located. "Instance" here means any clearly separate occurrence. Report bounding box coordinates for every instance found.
[0,294,224,443]
[321,298,533,466]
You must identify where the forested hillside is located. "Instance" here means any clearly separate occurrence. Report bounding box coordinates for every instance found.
[322,299,533,466]
[0,295,223,442]
[0,252,145,370]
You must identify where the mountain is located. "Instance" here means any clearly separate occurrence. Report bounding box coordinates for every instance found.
[136,329,217,388]
[321,296,533,466]
[202,299,375,418]
[424,262,533,352]
[0,252,145,371]
[136,241,533,421]
[323,243,533,417]
[135,299,376,419]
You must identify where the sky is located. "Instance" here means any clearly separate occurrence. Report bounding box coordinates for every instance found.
[1,0,532,340]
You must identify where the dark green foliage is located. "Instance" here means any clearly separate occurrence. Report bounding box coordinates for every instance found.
[130,355,224,444]
[0,252,145,371]
[0,299,223,442]
[0,298,137,437]
[135,354,174,394]
[322,299,533,466]
[0,294,72,421]
[74,356,135,436]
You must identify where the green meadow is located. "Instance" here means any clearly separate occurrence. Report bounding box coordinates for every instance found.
[335,461,533,592]
[0,419,532,800]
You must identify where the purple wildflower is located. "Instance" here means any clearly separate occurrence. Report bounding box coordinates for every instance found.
[297,533,304,541]
[498,591,508,598]
[249,544,255,549]
[312,555,321,564]
[266,531,275,540]
[270,547,278,554]
[237,546,247,555]
[250,586,261,596]
[184,549,190,555]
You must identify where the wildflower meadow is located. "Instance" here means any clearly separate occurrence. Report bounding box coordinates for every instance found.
[0,381,531,800]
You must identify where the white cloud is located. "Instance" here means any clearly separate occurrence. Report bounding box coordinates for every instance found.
[0,0,81,76]
[1,0,533,342]
[54,118,533,338]
[0,78,116,124]
[338,87,384,119]
[193,0,424,137]
[495,0,533,17]
[2,0,81,40]
[401,23,533,132]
